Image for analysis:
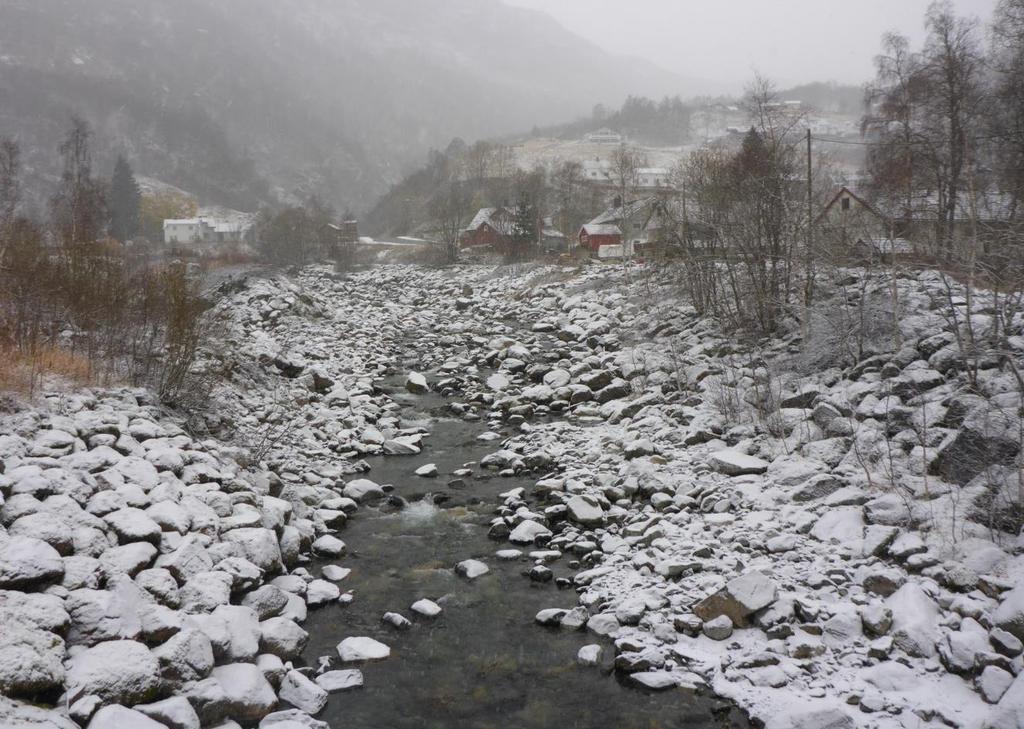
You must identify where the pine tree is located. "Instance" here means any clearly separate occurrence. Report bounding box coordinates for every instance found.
[109,155,142,242]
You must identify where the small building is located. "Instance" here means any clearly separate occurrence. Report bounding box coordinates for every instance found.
[586,128,624,144]
[597,241,634,259]
[163,219,210,246]
[815,186,900,258]
[636,167,672,189]
[579,223,622,253]
[816,186,928,259]
[461,207,515,249]
[582,158,614,185]
[163,217,247,247]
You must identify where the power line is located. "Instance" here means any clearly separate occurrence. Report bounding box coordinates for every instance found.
[809,131,1024,147]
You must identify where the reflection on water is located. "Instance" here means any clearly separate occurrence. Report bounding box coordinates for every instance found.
[299,384,752,729]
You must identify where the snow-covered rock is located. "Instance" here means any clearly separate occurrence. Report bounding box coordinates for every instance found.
[337,637,390,662]
[708,451,769,476]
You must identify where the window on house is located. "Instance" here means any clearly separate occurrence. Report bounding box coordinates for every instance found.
[841,197,851,211]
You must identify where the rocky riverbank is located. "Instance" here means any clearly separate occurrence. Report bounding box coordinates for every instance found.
[3,261,1024,729]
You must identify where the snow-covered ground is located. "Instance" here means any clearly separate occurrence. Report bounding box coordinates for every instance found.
[3,261,1024,729]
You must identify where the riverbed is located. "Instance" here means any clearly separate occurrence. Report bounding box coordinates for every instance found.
[301,380,752,729]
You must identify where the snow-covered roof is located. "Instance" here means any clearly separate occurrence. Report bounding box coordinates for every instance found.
[581,223,622,237]
[588,198,655,226]
[163,216,250,233]
[466,207,498,231]
[841,187,1016,223]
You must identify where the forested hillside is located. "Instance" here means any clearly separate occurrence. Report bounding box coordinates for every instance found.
[0,0,691,213]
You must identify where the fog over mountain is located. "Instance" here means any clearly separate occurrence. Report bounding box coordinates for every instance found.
[0,0,697,213]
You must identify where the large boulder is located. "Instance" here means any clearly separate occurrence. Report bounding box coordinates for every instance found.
[708,451,769,476]
[693,571,777,627]
[810,507,864,553]
[212,605,261,662]
[405,372,429,394]
[886,583,940,657]
[989,671,1024,727]
[930,407,1021,486]
[337,636,390,662]
[221,529,283,574]
[455,559,489,579]
[209,663,277,723]
[278,669,328,715]
[155,535,213,583]
[261,709,330,728]
[0,615,65,697]
[260,617,309,660]
[0,590,70,633]
[341,479,384,503]
[65,581,149,646]
[88,705,167,729]
[566,496,604,527]
[134,697,201,729]
[0,695,78,729]
[994,584,1024,642]
[508,520,552,545]
[66,640,162,707]
[0,536,64,589]
[152,628,214,683]
[103,509,163,545]
[316,669,363,693]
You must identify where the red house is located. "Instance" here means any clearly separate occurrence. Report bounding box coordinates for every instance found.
[578,223,622,253]
[461,207,514,249]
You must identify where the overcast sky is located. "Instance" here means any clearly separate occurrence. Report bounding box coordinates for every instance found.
[503,0,998,91]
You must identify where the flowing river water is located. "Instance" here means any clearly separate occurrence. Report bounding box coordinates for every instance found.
[300,374,754,729]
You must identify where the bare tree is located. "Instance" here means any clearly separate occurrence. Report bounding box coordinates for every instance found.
[990,0,1024,217]
[922,1,985,252]
[0,137,19,266]
[863,3,985,257]
[428,182,471,264]
[51,116,106,250]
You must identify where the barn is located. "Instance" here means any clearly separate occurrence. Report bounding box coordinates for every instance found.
[578,223,623,253]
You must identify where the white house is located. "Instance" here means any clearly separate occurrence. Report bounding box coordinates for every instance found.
[585,128,623,144]
[582,158,613,184]
[636,167,672,189]
[163,219,209,245]
[163,217,247,246]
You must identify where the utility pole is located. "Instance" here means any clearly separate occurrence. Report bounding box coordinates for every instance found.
[803,128,814,342]
[807,129,813,254]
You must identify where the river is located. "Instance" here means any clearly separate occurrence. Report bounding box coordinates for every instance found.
[300,375,753,729]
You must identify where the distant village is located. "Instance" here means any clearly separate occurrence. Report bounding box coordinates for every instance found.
[157,92,1006,268]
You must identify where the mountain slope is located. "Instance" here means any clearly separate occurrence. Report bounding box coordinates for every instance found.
[0,0,692,213]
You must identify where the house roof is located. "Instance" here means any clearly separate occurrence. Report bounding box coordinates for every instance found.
[820,186,1017,224]
[466,207,500,232]
[588,197,657,226]
[815,186,881,224]
[581,223,622,237]
[465,206,519,233]
[873,189,1016,222]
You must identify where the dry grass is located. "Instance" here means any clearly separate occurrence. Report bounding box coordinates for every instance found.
[0,345,96,396]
